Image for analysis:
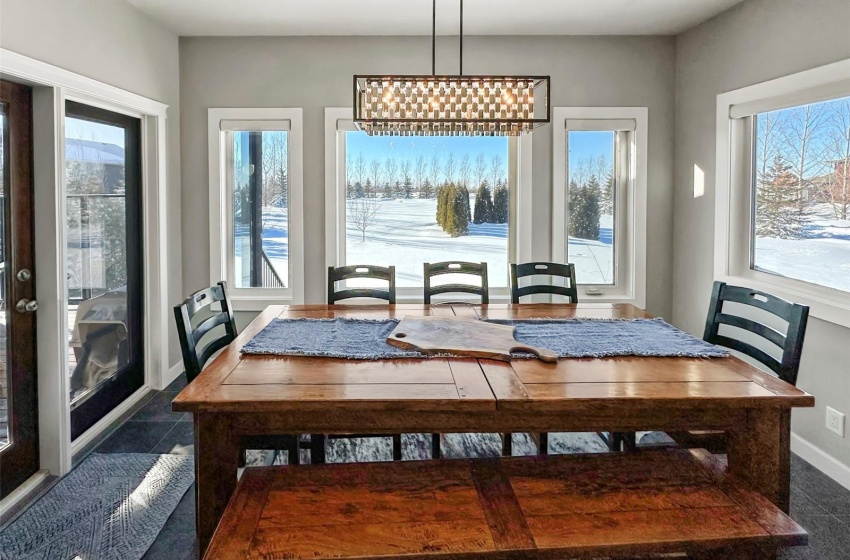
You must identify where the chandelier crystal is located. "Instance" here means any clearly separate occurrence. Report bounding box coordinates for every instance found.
[353,1,550,136]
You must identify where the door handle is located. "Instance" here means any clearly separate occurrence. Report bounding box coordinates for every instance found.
[15,299,37,313]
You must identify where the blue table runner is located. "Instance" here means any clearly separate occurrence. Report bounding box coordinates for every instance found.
[240,317,727,360]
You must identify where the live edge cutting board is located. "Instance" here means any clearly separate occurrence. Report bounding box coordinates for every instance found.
[386,316,558,363]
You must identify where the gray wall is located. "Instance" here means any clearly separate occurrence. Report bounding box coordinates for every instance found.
[179,35,677,318]
[673,0,850,465]
[0,0,184,369]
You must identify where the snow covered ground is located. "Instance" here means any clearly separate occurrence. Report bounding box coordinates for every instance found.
[754,205,850,293]
[237,199,615,290]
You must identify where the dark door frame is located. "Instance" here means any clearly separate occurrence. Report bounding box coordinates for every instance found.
[0,79,38,499]
[65,100,144,440]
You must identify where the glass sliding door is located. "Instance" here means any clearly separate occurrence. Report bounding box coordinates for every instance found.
[65,101,143,440]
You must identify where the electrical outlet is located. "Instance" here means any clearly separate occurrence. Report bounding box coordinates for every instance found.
[826,407,845,437]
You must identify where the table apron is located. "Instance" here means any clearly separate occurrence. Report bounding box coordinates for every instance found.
[199,408,752,435]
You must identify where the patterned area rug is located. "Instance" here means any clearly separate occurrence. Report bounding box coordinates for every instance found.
[0,453,194,560]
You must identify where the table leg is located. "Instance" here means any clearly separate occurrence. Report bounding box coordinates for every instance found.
[194,412,241,556]
[726,408,791,513]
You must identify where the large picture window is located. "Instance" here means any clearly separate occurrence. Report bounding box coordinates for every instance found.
[326,110,532,300]
[209,109,304,307]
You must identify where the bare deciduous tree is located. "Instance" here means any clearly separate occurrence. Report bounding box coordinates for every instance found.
[474,153,487,189]
[444,153,457,184]
[429,153,441,187]
[347,197,381,241]
[459,153,471,190]
[368,158,382,198]
[414,155,427,192]
[489,153,506,189]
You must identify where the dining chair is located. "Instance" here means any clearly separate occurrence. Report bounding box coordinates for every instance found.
[174,281,312,465]
[634,281,810,454]
[328,265,396,304]
[510,262,578,304]
[504,262,578,455]
[423,261,489,304]
[423,261,488,458]
[323,265,403,461]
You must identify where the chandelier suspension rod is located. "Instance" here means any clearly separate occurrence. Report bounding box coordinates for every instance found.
[432,0,436,75]
[431,0,465,76]
[459,0,463,75]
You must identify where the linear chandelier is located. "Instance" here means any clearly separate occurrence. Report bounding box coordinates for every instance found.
[353,0,550,136]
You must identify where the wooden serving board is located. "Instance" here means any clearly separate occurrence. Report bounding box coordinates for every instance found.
[386,316,558,363]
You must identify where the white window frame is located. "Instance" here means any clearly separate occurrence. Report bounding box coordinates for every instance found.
[208,108,304,310]
[715,58,850,328]
[551,107,647,306]
[323,107,533,302]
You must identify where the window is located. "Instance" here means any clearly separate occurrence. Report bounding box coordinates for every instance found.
[552,108,647,305]
[325,109,532,300]
[751,96,850,293]
[716,58,850,327]
[209,109,304,307]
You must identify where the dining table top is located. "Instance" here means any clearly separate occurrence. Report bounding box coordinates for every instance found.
[172,303,814,416]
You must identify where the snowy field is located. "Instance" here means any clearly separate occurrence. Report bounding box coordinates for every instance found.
[754,205,850,293]
[237,199,615,289]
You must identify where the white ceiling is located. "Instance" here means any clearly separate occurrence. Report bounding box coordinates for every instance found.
[125,0,745,37]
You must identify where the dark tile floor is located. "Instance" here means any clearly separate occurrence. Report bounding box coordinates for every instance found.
[91,373,850,560]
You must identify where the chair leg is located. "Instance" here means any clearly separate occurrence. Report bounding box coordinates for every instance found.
[431,433,441,459]
[538,433,549,455]
[238,447,247,468]
[288,442,300,466]
[392,434,403,461]
[310,434,326,464]
[501,433,513,456]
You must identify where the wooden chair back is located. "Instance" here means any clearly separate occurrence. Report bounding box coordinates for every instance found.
[704,281,809,385]
[423,261,489,304]
[328,265,396,304]
[510,262,578,304]
[174,281,238,383]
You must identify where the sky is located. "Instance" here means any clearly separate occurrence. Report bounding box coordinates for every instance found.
[66,117,125,148]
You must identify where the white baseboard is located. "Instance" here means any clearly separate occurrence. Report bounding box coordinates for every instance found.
[0,470,51,517]
[791,432,850,492]
[162,362,184,391]
[70,385,152,455]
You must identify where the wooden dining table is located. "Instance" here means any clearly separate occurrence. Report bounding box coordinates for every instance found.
[172,303,815,556]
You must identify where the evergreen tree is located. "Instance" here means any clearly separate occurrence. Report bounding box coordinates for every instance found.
[364,178,373,198]
[382,181,393,199]
[493,184,509,224]
[353,181,365,198]
[756,156,805,239]
[393,180,403,199]
[473,182,494,224]
[570,176,601,240]
[419,179,434,199]
[346,180,354,199]
[601,173,614,215]
[448,183,469,237]
[402,176,413,199]
[436,184,449,228]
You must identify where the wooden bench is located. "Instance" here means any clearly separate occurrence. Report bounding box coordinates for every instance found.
[205,448,806,559]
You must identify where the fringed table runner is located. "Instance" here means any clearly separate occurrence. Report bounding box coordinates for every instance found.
[240,317,727,360]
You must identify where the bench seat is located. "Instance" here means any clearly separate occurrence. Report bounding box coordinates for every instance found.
[205,448,806,559]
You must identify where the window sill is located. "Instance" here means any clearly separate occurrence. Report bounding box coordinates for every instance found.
[720,270,850,330]
[230,295,299,312]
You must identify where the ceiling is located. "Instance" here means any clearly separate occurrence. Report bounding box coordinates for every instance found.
[125,0,745,37]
